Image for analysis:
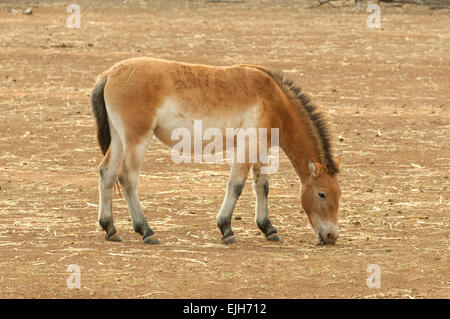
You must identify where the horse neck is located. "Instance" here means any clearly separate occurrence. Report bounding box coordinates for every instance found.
[279,104,321,183]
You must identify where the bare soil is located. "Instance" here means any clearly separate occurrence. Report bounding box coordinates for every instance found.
[0,0,449,298]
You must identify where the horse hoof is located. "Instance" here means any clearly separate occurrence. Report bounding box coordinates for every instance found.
[106,233,122,242]
[143,235,160,244]
[222,235,235,244]
[266,233,281,242]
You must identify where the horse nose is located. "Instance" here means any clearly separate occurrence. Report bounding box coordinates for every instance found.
[320,230,338,244]
[327,232,338,243]
[317,223,339,244]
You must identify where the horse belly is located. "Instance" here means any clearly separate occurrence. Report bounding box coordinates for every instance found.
[153,97,260,151]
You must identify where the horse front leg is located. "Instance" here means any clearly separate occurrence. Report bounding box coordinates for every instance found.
[216,162,250,244]
[252,164,280,241]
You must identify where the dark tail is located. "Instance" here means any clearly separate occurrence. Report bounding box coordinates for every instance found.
[90,77,110,155]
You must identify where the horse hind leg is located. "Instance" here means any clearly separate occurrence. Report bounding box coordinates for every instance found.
[98,124,123,242]
[118,132,159,244]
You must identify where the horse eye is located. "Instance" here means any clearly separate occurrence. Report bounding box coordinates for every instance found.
[318,192,326,199]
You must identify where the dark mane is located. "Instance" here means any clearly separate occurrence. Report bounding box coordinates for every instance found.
[264,70,339,176]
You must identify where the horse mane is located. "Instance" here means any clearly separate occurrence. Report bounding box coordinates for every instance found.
[262,69,339,176]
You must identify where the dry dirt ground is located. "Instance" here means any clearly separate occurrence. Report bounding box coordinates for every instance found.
[0,0,449,299]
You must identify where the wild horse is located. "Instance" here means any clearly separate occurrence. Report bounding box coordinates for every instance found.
[91,57,342,245]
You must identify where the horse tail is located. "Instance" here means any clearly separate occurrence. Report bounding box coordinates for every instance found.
[90,76,110,155]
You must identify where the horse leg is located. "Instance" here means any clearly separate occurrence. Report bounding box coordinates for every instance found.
[216,162,250,244]
[251,164,280,241]
[98,124,123,241]
[118,132,159,244]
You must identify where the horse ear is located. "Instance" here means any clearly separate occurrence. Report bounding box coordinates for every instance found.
[308,161,322,177]
[333,155,342,170]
